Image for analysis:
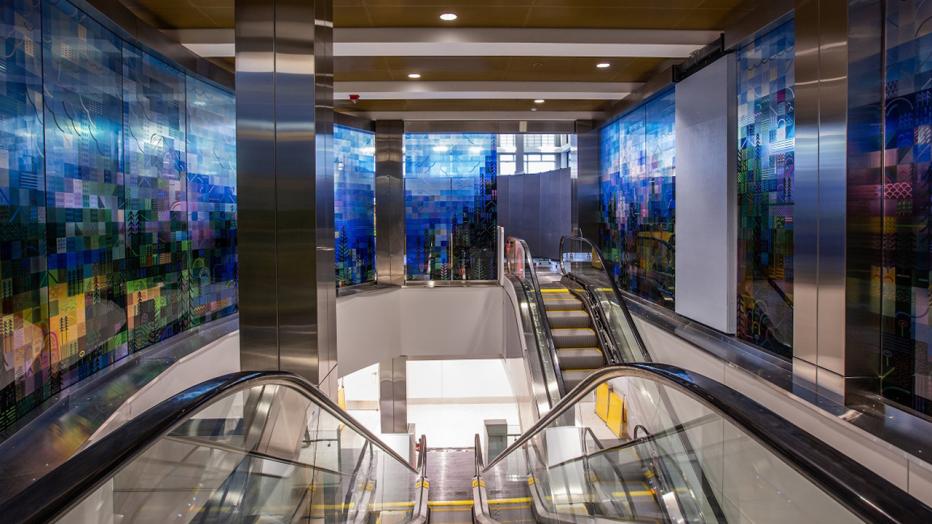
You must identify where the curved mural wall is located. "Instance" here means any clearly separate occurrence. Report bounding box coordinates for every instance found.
[0,0,237,431]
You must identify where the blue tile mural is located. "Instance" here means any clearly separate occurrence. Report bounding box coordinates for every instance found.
[880,1,932,413]
[0,0,47,427]
[599,89,676,308]
[736,20,795,357]
[404,133,497,280]
[187,77,237,325]
[334,125,376,287]
[43,0,128,390]
[123,45,189,352]
[0,0,237,431]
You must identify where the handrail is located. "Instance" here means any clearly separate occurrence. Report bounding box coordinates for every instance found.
[506,236,567,397]
[559,235,650,360]
[481,364,932,524]
[0,371,418,524]
[474,432,484,476]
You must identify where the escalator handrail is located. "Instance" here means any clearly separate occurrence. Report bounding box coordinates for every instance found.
[507,236,568,397]
[0,370,418,524]
[558,235,650,361]
[481,363,932,524]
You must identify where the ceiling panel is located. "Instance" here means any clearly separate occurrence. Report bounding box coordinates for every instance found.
[335,56,665,82]
[334,98,609,112]
[120,0,750,30]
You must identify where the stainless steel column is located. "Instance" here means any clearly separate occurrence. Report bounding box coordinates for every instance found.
[793,0,849,391]
[236,0,337,396]
[379,357,408,434]
[574,120,600,239]
[375,120,406,286]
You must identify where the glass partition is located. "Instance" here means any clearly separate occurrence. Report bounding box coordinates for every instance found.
[57,382,421,523]
[482,372,860,524]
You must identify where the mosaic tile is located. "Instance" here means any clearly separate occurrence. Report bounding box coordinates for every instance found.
[334,125,375,287]
[43,0,128,390]
[736,20,795,357]
[123,45,190,351]
[186,77,236,325]
[599,89,676,307]
[404,134,497,281]
[0,0,47,428]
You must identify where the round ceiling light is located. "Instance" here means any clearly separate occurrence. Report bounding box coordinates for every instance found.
[596,62,611,69]
[440,13,458,21]
[408,73,422,79]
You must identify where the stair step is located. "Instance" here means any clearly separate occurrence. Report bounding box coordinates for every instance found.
[546,309,591,329]
[562,369,596,391]
[551,328,599,348]
[557,347,605,369]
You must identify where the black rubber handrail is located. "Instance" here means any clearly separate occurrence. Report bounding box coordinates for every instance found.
[0,370,418,524]
[506,236,568,398]
[558,235,651,362]
[482,363,932,524]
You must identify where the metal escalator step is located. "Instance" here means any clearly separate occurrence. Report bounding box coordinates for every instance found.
[551,328,599,348]
[562,369,596,391]
[557,347,605,369]
[546,309,591,328]
[542,297,584,310]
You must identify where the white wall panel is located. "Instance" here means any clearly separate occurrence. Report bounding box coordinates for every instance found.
[674,55,737,333]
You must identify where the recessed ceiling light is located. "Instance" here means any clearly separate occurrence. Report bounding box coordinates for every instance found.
[534,99,545,104]
[530,107,538,112]
[440,13,458,21]
[408,73,421,79]
[597,62,611,69]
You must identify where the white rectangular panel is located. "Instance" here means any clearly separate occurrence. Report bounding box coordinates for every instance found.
[674,55,737,333]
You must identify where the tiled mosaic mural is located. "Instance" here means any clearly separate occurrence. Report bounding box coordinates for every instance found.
[0,0,236,431]
[404,134,497,280]
[736,20,795,358]
[881,1,932,413]
[599,89,676,307]
[187,78,237,325]
[334,125,376,287]
[0,0,46,426]
[123,45,189,352]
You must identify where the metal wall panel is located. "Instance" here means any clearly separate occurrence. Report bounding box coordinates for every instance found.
[236,0,278,371]
[375,120,405,286]
[816,0,849,374]
[236,0,337,394]
[575,120,601,239]
[794,0,821,367]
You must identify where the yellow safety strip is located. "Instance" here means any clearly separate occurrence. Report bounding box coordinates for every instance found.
[428,500,475,507]
[488,497,532,505]
[471,478,486,488]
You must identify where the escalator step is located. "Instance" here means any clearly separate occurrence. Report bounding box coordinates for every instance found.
[551,328,599,348]
[546,309,591,328]
[562,369,596,391]
[543,298,584,311]
[557,347,605,369]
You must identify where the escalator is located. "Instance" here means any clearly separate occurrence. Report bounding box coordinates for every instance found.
[0,237,930,522]
[540,283,606,390]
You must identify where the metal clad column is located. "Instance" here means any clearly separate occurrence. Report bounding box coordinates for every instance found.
[794,0,822,370]
[575,120,600,239]
[376,120,405,286]
[379,357,408,434]
[794,0,849,390]
[815,0,848,376]
[236,0,337,396]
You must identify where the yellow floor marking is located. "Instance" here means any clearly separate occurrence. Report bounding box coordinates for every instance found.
[488,497,532,505]
[428,500,475,507]
[540,289,572,293]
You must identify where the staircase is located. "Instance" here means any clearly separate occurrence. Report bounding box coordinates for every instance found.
[540,283,606,390]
